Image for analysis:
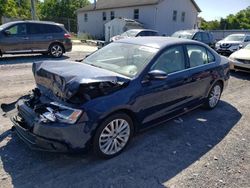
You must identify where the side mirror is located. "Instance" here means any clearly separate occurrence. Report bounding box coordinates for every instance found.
[3,30,11,36]
[148,70,168,80]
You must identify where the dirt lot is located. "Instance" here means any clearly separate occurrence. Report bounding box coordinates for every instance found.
[0,48,249,188]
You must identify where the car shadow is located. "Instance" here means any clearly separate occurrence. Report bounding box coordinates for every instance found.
[230,71,250,81]
[0,54,70,65]
[0,101,241,187]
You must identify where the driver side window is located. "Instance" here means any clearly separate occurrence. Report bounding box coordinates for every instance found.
[151,46,186,74]
[5,24,27,35]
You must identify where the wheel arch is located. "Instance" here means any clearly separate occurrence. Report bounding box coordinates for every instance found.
[206,79,224,98]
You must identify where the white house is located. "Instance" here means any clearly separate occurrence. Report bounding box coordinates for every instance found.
[77,0,201,39]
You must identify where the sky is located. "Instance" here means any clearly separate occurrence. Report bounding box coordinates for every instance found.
[195,0,250,21]
[89,0,250,21]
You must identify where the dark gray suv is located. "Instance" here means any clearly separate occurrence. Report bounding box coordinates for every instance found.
[172,30,215,49]
[0,21,72,58]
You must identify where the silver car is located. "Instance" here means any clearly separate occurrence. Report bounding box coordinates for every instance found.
[229,44,250,72]
[0,20,72,58]
[215,34,250,56]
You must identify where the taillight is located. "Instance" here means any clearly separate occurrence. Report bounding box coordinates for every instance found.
[64,33,71,38]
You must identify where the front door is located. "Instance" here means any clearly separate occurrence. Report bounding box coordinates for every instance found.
[1,23,31,53]
[135,45,194,128]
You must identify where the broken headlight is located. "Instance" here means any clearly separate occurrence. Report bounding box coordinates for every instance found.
[40,102,82,124]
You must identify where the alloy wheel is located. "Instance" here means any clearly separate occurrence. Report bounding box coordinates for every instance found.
[50,44,63,58]
[209,85,221,108]
[99,119,131,155]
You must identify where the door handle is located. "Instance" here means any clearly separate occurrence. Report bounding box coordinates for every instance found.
[184,77,192,82]
[22,37,29,40]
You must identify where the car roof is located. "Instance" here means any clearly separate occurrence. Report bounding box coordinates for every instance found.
[115,37,203,49]
[174,29,208,34]
[2,20,63,26]
[127,29,158,33]
[227,33,249,37]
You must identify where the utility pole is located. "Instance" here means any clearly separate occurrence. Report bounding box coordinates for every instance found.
[31,0,37,20]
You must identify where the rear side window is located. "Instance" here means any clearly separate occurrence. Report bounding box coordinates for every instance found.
[201,32,210,43]
[151,46,186,74]
[148,31,158,36]
[137,31,158,37]
[186,45,215,67]
[27,23,63,34]
[44,24,63,33]
[193,32,202,41]
[245,36,250,42]
[27,23,42,34]
[207,50,215,63]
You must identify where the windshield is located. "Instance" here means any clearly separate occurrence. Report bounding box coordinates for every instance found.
[244,44,250,49]
[224,35,245,42]
[0,22,15,31]
[83,42,159,78]
[171,31,194,39]
[121,30,140,37]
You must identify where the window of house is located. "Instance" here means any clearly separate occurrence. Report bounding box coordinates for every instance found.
[84,13,88,22]
[110,11,115,20]
[181,12,185,22]
[173,10,177,21]
[134,9,139,19]
[103,12,107,21]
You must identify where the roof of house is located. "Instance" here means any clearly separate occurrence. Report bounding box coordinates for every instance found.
[77,0,201,13]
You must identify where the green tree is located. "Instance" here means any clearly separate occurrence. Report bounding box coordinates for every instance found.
[0,0,37,24]
[200,6,250,30]
[38,0,90,32]
[39,0,90,20]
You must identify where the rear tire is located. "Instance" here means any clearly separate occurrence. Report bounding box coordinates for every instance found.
[49,43,64,58]
[204,82,222,110]
[93,113,134,159]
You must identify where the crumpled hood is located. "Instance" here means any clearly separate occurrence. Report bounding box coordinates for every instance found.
[32,61,129,102]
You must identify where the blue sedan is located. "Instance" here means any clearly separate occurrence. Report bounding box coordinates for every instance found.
[11,37,230,158]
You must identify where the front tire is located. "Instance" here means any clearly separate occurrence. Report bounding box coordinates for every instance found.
[93,113,134,159]
[49,43,64,58]
[204,82,222,109]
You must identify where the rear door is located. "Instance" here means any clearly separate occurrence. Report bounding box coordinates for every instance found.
[186,44,217,102]
[1,23,30,53]
[27,23,56,52]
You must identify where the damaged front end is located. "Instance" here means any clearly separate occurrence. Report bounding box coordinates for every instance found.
[11,88,89,152]
[11,61,129,152]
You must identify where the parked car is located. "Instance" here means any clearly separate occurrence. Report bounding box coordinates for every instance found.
[110,29,159,42]
[229,43,250,72]
[11,37,230,159]
[171,30,215,48]
[215,34,250,56]
[0,20,72,58]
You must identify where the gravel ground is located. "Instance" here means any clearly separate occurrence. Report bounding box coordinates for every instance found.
[0,47,249,188]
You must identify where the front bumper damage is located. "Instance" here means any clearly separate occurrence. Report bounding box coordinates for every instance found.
[11,95,91,153]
